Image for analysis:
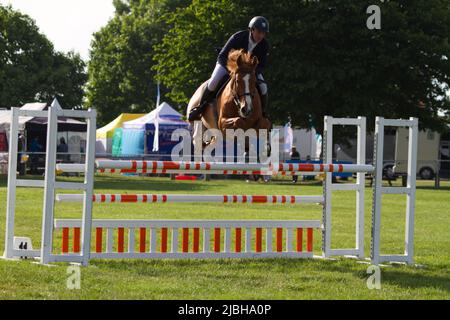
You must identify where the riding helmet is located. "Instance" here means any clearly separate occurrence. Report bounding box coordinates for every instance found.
[248,16,270,33]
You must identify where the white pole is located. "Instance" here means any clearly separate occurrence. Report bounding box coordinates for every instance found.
[80,109,97,266]
[355,117,366,258]
[322,116,333,257]
[93,160,374,173]
[153,83,161,152]
[3,108,19,259]
[40,106,58,264]
[55,194,325,204]
[371,117,385,265]
[405,118,418,264]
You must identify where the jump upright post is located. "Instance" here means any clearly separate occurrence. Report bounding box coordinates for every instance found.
[2,101,97,266]
[371,117,418,265]
[322,117,367,259]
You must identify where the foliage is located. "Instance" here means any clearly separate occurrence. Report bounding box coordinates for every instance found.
[0,5,87,107]
[85,0,189,125]
[0,5,87,108]
[154,0,450,132]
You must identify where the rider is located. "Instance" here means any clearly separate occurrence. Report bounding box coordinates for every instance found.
[188,16,270,121]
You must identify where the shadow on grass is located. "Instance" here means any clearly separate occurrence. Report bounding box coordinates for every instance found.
[416,185,450,191]
[89,258,450,294]
[315,260,450,293]
[381,269,450,293]
[92,176,221,192]
[239,180,324,187]
[0,174,215,192]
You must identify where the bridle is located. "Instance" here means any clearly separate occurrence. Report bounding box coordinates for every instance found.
[231,72,255,107]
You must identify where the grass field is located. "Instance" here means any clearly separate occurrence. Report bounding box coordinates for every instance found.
[0,174,449,300]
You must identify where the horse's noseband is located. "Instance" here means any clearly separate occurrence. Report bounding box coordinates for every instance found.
[233,92,254,107]
[232,76,255,108]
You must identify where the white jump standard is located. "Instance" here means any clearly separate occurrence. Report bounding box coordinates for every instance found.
[371,117,418,265]
[322,116,367,259]
[2,104,419,266]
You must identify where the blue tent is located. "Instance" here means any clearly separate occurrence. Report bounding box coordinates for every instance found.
[120,103,189,158]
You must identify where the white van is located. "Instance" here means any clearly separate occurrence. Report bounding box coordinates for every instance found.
[394,128,440,179]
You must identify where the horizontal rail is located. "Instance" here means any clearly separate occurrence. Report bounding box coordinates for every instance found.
[16,110,49,118]
[54,219,322,229]
[57,109,94,119]
[56,163,85,172]
[48,254,85,263]
[56,164,322,176]
[11,249,41,258]
[330,184,361,191]
[14,109,94,119]
[55,182,87,191]
[98,168,321,176]
[376,255,411,263]
[16,180,45,188]
[55,194,324,204]
[379,119,417,128]
[88,252,315,259]
[95,160,375,173]
[57,161,374,174]
[326,117,365,126]
[381,187,411,195]
[328,249,361,256]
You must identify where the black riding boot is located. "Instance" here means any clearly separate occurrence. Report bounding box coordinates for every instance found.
[188,87,216,121]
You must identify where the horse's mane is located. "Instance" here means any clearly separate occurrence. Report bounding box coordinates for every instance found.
[227,49,258,74]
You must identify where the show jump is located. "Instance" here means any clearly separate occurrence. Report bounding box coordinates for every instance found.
[2,102,418,266]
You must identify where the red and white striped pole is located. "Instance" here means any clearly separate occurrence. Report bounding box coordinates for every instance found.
[56,194,325,204]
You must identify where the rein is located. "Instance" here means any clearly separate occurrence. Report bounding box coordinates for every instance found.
[231,72,255,107]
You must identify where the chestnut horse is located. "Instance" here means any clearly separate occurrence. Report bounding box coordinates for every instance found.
[187,49,271,148]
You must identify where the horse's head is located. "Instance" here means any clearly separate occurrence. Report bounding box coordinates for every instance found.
[227,49,259,118]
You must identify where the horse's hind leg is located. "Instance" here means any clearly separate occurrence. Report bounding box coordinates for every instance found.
[191,120,205,152]
[201,104,216,129]
[201,104,220,145]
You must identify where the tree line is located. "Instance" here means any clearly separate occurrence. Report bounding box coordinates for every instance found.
[1,0,449,132]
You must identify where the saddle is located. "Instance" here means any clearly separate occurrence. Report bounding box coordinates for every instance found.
[215,75,231,99]
[194,76,230,123]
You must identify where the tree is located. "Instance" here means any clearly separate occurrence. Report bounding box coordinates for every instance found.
[85,0,190,126]
[0,5,87,108]
[153,0,245,103]
[154,0,450,132]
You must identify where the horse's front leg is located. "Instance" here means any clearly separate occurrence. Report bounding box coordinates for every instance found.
[220,117,242,130]
[220,117,257,131]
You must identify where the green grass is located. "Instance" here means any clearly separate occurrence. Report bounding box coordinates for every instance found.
[0,175,449,299]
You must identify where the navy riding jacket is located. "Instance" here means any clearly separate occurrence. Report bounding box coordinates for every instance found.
[217,30,269,76]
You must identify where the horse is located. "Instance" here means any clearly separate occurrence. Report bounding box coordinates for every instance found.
[187,49,271,152]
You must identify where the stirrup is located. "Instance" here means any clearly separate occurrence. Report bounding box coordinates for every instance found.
[188,98,211,121]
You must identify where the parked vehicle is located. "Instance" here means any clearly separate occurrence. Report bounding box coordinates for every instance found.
[394,128,441,179]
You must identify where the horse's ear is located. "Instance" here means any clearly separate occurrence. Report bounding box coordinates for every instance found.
[252,56,259,67]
